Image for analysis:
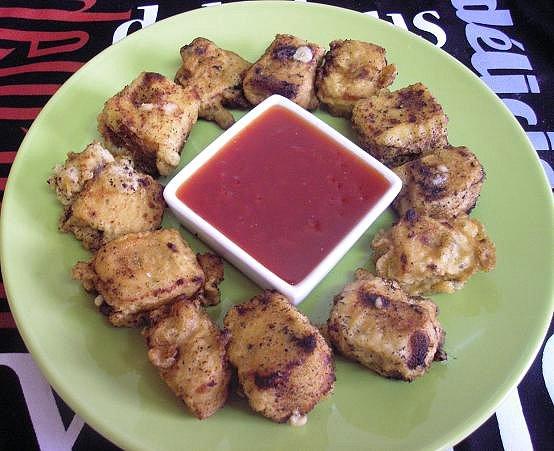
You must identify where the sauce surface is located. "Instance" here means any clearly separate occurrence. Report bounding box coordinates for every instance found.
[178,105,390,284]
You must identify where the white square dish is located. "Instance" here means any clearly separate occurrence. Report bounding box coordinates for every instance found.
[164,95,402,304]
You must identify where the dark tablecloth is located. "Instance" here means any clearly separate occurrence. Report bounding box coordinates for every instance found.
[0,1,552,450]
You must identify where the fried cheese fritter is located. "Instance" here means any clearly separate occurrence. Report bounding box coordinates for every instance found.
[72,229,205,327]
[224,291,335,423]
[143,298,231,419]
[351,82,448,166]
[98,72,199,176]
[393,146,485,219]
[47,141,114,205]
[242,34,325,110]
[372,210,496,295]
[315,39,397,117]
[196,253,224,307]
[175,37,251,129]
[328,270,446,381]
[59,157,164,251]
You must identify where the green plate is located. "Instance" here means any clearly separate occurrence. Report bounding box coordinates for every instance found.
[1,2,553,450]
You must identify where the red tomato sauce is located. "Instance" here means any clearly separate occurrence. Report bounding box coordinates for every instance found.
[177,105,390,284]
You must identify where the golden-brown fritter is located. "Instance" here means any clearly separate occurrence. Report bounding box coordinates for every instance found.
[371,210,496,295]
[175,37,251,129]
[328,269,446,381]
[48,141,114,205]
[393,146,485,218]
[72,229,205,327]
[351,83,448,166]
[196,253,224,307]
[315,39,397,117]
[143,298,231,420]
[224,291,334,424]
[59,157,164,251]
[98,72,199,176]
[242,34,325,110]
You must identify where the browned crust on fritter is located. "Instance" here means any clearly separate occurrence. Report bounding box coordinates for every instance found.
[175,37,251,129]
[371,211,496,295]
[243,34,325,110]
[196,253,224,306]
[58,158,165,251]
[47,141,115,206]
[328,270,446,381]
[351,83,448,166]
[392,146,485,218]
[224,291,335,422]
[315,39,397,117]
[143,297,231,419]
[98,72,199,176]
[72,229,205,327]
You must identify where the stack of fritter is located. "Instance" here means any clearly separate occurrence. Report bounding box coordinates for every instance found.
[70,227,228,419]
[47,32,498,424]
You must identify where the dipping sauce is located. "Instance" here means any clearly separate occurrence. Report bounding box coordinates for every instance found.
[177,105,390,284]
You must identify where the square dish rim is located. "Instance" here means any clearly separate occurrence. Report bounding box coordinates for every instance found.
[164,94,402,304]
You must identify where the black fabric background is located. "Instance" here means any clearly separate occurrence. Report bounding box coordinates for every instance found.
[0,2,552,450]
